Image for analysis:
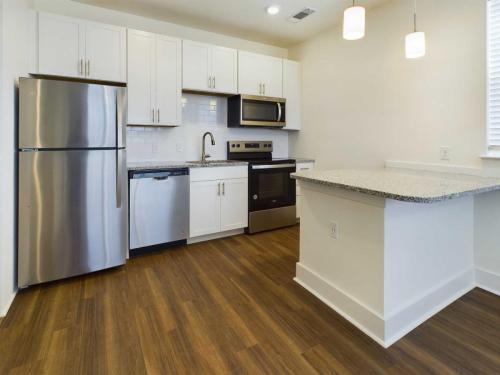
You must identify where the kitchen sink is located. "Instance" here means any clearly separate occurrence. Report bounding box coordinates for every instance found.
[187,160,243,165]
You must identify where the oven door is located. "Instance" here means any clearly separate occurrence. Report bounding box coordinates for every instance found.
[249,163,296,212]
[241,95,286,127]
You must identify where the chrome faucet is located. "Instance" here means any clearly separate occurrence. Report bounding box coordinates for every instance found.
[201,132,215,163]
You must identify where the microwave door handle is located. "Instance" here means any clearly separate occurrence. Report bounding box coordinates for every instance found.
[277,102,282,122]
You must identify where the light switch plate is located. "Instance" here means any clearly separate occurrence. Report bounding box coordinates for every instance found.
[330,221,339,239]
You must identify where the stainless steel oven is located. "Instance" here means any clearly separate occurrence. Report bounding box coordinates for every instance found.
[228,95,286,128]
[227,140,296,233]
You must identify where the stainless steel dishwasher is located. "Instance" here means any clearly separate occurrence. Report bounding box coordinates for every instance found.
[129,168,189,252]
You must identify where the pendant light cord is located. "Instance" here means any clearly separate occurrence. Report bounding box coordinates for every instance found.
[414,0,417,32]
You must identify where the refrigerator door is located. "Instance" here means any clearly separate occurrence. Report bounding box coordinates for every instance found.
[18,149,128,287]
[19,77,126,149]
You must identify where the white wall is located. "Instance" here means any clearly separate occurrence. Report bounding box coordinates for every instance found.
[0,0,32,317]
[128,94,289,162]
[289,0,486,170]
[32,0,287,58]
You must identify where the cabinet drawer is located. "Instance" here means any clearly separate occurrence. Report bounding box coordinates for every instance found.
[190,166,248,182]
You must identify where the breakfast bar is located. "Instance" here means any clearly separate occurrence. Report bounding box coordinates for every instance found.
[292,168,500,348]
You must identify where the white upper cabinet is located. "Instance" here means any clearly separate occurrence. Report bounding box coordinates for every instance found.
[127,30,155,126]
[127,29,182,126]
[238,51,283,97]
[182,40,237,94]
[38,13,84,78]
[37,12,126,82]
[211,46,238,94]
[155,34,182,126]
[84,22,126,82]
[283,59,302,131]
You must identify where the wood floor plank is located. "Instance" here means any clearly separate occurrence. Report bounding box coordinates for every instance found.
[1,225,500,374]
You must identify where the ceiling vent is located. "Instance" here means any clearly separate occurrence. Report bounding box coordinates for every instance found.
[288,7,316,23]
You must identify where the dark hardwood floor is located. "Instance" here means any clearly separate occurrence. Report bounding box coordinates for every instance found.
[1,225,500,374]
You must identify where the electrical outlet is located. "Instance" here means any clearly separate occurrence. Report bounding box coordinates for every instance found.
[440,147,450,161]
[176,142,184,153]
[330,221,339,239]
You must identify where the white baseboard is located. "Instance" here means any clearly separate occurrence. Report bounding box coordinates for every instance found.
[384,268,475,347]
[476,268,500,296]
[187,228,244,244]
[295,263,475,348]
[0,291,17,318]
[295,262,386,347]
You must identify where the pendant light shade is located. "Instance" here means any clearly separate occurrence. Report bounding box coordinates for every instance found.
[405,0,425,59]
[343,3,365,41]
[405,31,426,59]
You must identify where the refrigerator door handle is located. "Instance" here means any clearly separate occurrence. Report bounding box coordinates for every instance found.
[116,89,126,148]
[116,150,123,208]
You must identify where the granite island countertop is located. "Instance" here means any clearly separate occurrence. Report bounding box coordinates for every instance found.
[127,160,248,171]
[291,168,500,203]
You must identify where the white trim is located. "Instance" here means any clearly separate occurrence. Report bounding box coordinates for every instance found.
[476,267,500,296]
[385,160,483,176]
[294,262,386,347]
[187,228,244,244]
[384,268,475,347]
[0,291,17,318]
[295,262,476,348]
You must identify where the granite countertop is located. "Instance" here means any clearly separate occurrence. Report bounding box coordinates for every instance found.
[127,160,248,171]
[291,168,500,203]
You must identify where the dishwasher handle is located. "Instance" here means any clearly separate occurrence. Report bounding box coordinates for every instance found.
[153,176,169,181]
[130,168,189,180]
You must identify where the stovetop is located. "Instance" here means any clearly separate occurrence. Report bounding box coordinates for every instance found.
[226,140,295,164]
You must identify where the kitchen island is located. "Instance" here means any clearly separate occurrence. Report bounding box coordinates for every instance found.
[292,168,500,347]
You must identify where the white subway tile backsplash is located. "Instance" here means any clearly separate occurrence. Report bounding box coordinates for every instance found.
[127,94,289,162]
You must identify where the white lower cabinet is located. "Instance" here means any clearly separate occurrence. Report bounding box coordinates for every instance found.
[190,180,222,237]
[220,178,248,231]
[190,167,248,238]
[296,162,315,219]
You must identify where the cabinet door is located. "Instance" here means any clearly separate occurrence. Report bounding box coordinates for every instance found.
[283,59,301,130]
[262,55,283,98]
[127,29,155,125]
[238,51,264,96]
[182,40,211,91]
[155,35,182,126]
[190,180,221,237]
[85,21,126,82]
[212,46,237,94]
[38,13,84,78]
[220,178,248,232]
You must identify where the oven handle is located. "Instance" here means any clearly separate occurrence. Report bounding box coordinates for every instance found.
[251,163,296,170]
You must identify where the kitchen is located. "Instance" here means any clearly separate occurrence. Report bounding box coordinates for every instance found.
[1,0,500,373]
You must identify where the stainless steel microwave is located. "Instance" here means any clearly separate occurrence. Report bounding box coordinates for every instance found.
[228,94,286,128]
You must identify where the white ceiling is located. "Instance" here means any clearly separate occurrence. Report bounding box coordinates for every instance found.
[73,0,389,47]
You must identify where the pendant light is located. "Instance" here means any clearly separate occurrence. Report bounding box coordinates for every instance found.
[405,0,426,58]
[343,0,366,40]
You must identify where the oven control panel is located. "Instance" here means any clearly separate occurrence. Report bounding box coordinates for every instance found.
[228,141,273,153]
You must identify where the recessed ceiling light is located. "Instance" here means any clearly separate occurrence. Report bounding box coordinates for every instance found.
[267,5,280,15]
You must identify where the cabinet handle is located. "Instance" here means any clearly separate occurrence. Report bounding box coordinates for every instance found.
[217,182,221,196]
[222,182,225,195]
[259,83,262,95]
[85,60,90,77]
[152,109,155,123]
[157,109,160,123]
[212,76,215,89]
[208,76,212,89]
[79,59,83,76]
[263,83,266,96]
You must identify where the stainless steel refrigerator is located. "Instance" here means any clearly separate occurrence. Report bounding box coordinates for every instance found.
[18,77,128,288]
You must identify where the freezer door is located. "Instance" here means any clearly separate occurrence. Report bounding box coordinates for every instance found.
[19,77,126,149]
[18,149,128,287]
